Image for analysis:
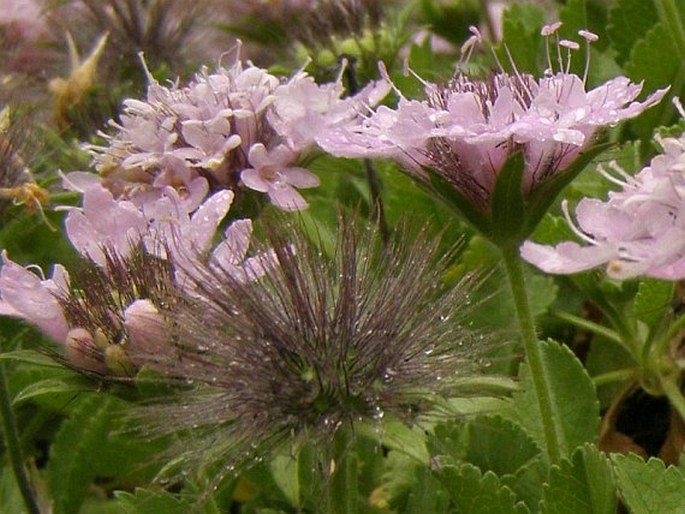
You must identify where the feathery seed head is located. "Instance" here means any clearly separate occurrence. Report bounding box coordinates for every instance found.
[130,216,495,471]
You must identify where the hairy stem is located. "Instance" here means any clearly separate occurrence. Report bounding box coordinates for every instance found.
[661,376,685,421]
[550,309,624,346]
[0,362,41,514]
[501,244,562,464]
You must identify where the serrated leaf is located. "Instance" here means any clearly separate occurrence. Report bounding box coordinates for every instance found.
[633,279,673,329]
[509,340,600,459]
[465,415,541,477]
[435,463,530,513]
[624,21,681,139]
[48,395,115,514]
[540,444,616,514]
[502,457,548,512]
[612,454,685,514]
[114,489,193,514]
[608,0,658,64]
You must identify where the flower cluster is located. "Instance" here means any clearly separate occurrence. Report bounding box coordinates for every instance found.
[84,56,387,212]
[522,123,685,280]
[320,25,667,213]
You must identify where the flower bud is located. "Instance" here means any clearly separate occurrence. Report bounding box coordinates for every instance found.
[65,328,107,374]
[104,344,134,377]
[123,299,172,367]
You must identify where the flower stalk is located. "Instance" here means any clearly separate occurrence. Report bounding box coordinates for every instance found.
[501,243,563,464]
[0,361,41,514]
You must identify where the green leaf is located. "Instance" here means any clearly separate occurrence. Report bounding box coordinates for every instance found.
[435,463,530,514]
[12,377,90,404]
[47,395,115,514]
[558,0,590,77]
[381,452,450,513]
[624,21,681,140]
[540,444,616,514]
[633,279,674,329]
[501,457,548,512]
[491,152,526,245]
[114,489,194,514]
[270,454,301,507]
[0,464,29,514]
[612,454,685,514]
[0,349,63,367]
[509,340,600,459]
[608,0,658,64]
[498,4,546,74]
[464,415,541,477]
[376,419,430,465]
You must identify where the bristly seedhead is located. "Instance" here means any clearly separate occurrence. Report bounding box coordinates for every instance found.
[295,0,384,50]
[49,0,208,78]
[130,215,496,476]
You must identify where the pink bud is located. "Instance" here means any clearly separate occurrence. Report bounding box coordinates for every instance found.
[65,328,108,374]
[123,299,171,366]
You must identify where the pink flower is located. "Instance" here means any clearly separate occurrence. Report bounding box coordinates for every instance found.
[0,251,70,342]
[64,184,147,266]
[269,70,390,151]
[522,128,685,280]
[84,57,379,211]
[241,144,320,211]
[319,25,668,213]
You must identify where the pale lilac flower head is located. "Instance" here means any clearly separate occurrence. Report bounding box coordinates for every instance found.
[522,126,685,280]
[61,175,274,284]
[83,56,381,211]
[319,25,668,213]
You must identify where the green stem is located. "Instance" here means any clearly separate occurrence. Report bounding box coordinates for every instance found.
[656,312,685,357]
[592,368,639,387]
[550,310,624,346]
[0,362,41,514]
[501,244,562,464]
[661,377,685,421]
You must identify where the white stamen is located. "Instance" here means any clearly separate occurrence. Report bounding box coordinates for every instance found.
[561,199,599,245]
[673,96,685,118]
[578,30,599,42]
[577,29,597,85]
[597,162,634,189]
[377,61,404,99]
[559,39,580,50]
[541,22,563,36]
